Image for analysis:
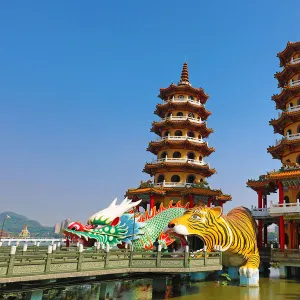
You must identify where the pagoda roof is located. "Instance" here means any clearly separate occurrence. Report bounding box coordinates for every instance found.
[126,182,231,202]
[158,62,209,104]
[272,85,300,110]
[151,119,213,138]
[267,138,300,159]
[143,161,216,177]
[275,61,300,87]
[154,101,211,120]
[270,110,300,134]
[158,85,209,104]
[277,41,300,67]
[147,139,215,156]
[247,165,300,192]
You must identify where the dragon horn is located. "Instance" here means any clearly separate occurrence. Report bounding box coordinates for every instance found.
[108,198,118,208]
[128,199,142,210]
[120,197,130,206]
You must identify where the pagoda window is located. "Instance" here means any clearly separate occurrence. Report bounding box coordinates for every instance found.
[169,95,174,100]
[171,175,180,182]
[161,152,168,159]
[297,98,300,105]
[187,131,195,137]
[198,134,202,140]
[284,196,290,204]
[199,156,203,161]
[166,112,172,118]
[163,131,170,137]
[287,129,292,136]
[187,152,195,159]
[297,155,300,165]
[188,96,194,100]
[176,112,184,116]
[173,151,181,158]
[187,174,196,183]
[289,102,294,107]
[188,112,195,118]
[297,125,300,133]
[157,174,165,183]
[175,130,183,136]
[178,95,184,100]
[297,192,300,202]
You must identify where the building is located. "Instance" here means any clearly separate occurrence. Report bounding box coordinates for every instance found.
[60,219,70,230]
[247,41,300,250]
[19,224,30,238]
[126,63,231,210]
[54,223,61,234]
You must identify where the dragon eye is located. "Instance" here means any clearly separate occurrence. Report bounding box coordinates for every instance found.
[191,215,201,220]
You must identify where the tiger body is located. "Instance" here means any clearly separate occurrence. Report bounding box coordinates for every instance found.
[168,206,260,278]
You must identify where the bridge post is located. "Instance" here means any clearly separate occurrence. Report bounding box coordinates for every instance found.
[156,245,162,267]
[129,247,134,268]
[7,240,11,246]
[7,246,16,276]
[25,290,43,300]
[104,245,110,268]
[45,245,53,273]
[184,245,189,268]
[77,244,84,271]
[0,241,2,247]
[52,243,57,252]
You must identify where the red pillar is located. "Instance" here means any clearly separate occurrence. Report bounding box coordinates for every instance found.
[257,190,263,248]
[150,194,155,210]
[278,182,285,249]
[290,221,294,249]
[189,194,194,207]
[207,197,211,207]
[219,201,223,208]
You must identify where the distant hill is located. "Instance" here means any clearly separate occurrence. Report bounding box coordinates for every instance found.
[0,212,54,237]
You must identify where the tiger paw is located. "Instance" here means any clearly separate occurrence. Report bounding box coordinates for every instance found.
[239,266,259,278]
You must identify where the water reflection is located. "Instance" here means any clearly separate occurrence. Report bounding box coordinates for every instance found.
[1,269,300,300]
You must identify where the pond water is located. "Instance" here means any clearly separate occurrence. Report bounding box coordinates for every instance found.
[1,269,300,300]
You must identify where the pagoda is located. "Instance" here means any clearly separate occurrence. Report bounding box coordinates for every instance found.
[19,224,30,238]
[126,63,231,210]
[247,41,300,250]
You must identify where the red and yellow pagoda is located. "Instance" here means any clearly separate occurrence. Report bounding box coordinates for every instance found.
[126,63,231,210]
[247,41,300,250]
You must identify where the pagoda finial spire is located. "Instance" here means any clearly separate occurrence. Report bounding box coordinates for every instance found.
[178,62,191,86]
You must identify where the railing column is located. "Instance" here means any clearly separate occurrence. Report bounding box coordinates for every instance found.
[77,244,84,271]
[290,221,294,249]
[45,245,53,273]
[104,244,110,268]
[7,246,16,276]
[184,245,189,268]
[156,245,162,267]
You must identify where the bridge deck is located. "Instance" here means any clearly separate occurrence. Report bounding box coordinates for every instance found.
[0,247,222,284]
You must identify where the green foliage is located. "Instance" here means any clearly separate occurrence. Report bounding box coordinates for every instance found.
[0,211,53,237]
[138,180,154,188]
[270,262,280,269]
[220,272,231,286]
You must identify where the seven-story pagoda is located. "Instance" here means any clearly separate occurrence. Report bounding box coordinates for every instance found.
[247,41,300,250]
[126,63,231,210]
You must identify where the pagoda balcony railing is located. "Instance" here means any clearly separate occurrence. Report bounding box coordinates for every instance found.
[251,200,300,218]
[153,181,193,188]
[286,133,300,140]
[287,104,300,113]
[156,135,205,144]
[291,57,300,64]
[159,115,205,124]
[251,207,270,218]
[269,200,300,215]
[289,80,300,87]
[162,97,203,106]
[151,157,209,166]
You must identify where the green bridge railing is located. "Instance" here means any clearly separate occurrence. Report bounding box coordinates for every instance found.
[0,245,222,279]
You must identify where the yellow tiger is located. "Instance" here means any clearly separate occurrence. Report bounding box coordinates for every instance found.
[167,206,260,278]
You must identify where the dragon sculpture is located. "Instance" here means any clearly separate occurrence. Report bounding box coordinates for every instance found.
[63,197,189,250]
[166,206,260,278]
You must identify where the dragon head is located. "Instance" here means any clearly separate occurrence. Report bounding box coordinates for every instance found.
[63,197,143,247]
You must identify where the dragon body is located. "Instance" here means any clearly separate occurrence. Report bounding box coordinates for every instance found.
[63,198,189,250]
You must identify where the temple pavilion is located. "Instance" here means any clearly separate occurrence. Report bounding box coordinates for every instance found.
[126,63,231,210]
[19,224,30,238]
[247,41,300,250]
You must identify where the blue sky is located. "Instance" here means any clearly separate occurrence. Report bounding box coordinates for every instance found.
[0,1,299,225]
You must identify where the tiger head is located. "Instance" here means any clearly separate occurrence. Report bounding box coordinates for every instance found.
[167,206,230,251]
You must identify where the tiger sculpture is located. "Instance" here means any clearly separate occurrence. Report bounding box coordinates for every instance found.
[167,206,260,278]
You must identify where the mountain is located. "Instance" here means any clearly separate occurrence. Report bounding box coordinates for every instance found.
[0,212,54,237]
